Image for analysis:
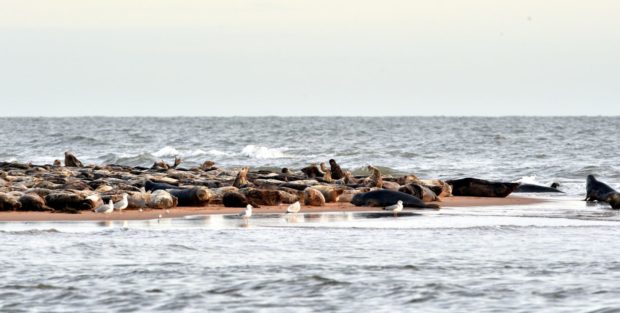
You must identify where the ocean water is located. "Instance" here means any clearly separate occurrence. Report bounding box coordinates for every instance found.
[1,116,620,312]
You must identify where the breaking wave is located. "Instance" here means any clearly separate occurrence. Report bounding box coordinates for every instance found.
[241,145,289,159]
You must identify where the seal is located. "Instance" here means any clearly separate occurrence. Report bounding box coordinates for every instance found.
[343,171,358,185]
[351,190,439,209]
[381,181,401,191]
[304,188,326,206]
[366,165,383,188]
[277,189,300,204]
[514,183,563,193]
[320,168,333,183]
[148,189,178,209]
[18,193,51,211]
[222,191,260,208]
[151,157,181,170]
[168,187,214,207]
[419,179,453,197]
[585,175,620,209]
[44,192,93,213]
[446,178,519,197]
[64,151,84,168]
[0,192,21,211]
[232,167,250,188]
[397,175,419,185]
[200,160,217,171]
[301,164,324,179]
[336,189,362,203]
[125,191,149,209]
[309,185,345,202]
[398,183,440,202]
[240,188,282,206]
[145,180,181,192]
[329,159,345,180]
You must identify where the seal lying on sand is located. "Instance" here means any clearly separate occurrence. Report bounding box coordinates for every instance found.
[398,183,440,202]
[446,178,520,198]
[351,190,439,209]
[585,175,620,209]
[0,192,21,211]
[44,192,93,213]
[168,187,213,207]
[514,183,563,193]
[148,190,177,209]
[18,193,51,211]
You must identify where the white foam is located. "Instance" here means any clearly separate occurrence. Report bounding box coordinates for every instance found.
[516,176,540,185]
[184,149,208,157]
[241,145,288,159]
[153,146,180,157]
[207,149,230,156]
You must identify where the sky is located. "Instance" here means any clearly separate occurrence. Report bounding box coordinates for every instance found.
[0,0,618,116]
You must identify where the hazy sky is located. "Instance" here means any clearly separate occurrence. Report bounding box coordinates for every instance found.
[1,0,618,116]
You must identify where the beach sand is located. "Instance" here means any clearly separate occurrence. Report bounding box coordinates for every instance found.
[0,196,546,222]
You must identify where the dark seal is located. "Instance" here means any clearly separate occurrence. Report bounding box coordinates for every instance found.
[514,183,563,193]
[145,180,181,192]
[351,190,439,209]
[585,175,620,209]
[446,178,519,197]
[329,159,345,180]
[64,151,84,168]
[168,187,212,207]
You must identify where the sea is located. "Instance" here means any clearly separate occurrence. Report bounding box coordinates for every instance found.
[1,116,620,312]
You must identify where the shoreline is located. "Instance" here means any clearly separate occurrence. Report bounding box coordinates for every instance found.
[0,196,546,222]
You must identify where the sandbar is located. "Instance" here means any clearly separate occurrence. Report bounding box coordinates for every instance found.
[0,196,547,222]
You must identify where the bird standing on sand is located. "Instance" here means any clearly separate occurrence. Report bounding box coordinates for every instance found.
[286,201,301,213]
[95,200,114,214]
[114,193,128,212]
[384,200,403,217]
[239,204,253,219]
[64,151,83,167]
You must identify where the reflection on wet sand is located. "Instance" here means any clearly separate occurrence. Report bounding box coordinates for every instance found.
[0,210,422,232]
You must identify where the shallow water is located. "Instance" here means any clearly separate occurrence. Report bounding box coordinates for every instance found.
[2,202,620,313]
[1,116,620,312]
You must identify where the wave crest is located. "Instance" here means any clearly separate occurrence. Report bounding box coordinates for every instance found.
[241,145,288,159]
[153,146,180,157]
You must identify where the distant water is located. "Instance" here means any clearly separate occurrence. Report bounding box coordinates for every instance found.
[2,116,620,312]
[1,116,619,196]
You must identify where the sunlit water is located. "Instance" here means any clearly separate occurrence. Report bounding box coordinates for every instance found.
[1,117,620,312]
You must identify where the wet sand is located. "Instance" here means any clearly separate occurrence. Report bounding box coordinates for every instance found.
[0,196,546,222]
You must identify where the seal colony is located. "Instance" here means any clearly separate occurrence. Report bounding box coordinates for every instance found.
[0,152,617,215]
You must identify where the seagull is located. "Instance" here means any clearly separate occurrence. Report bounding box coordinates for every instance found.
[95,200,114,214]
[286,201,301,214]
[239,204,253,219]
[114,193,128,212]
[384,200,403,217]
